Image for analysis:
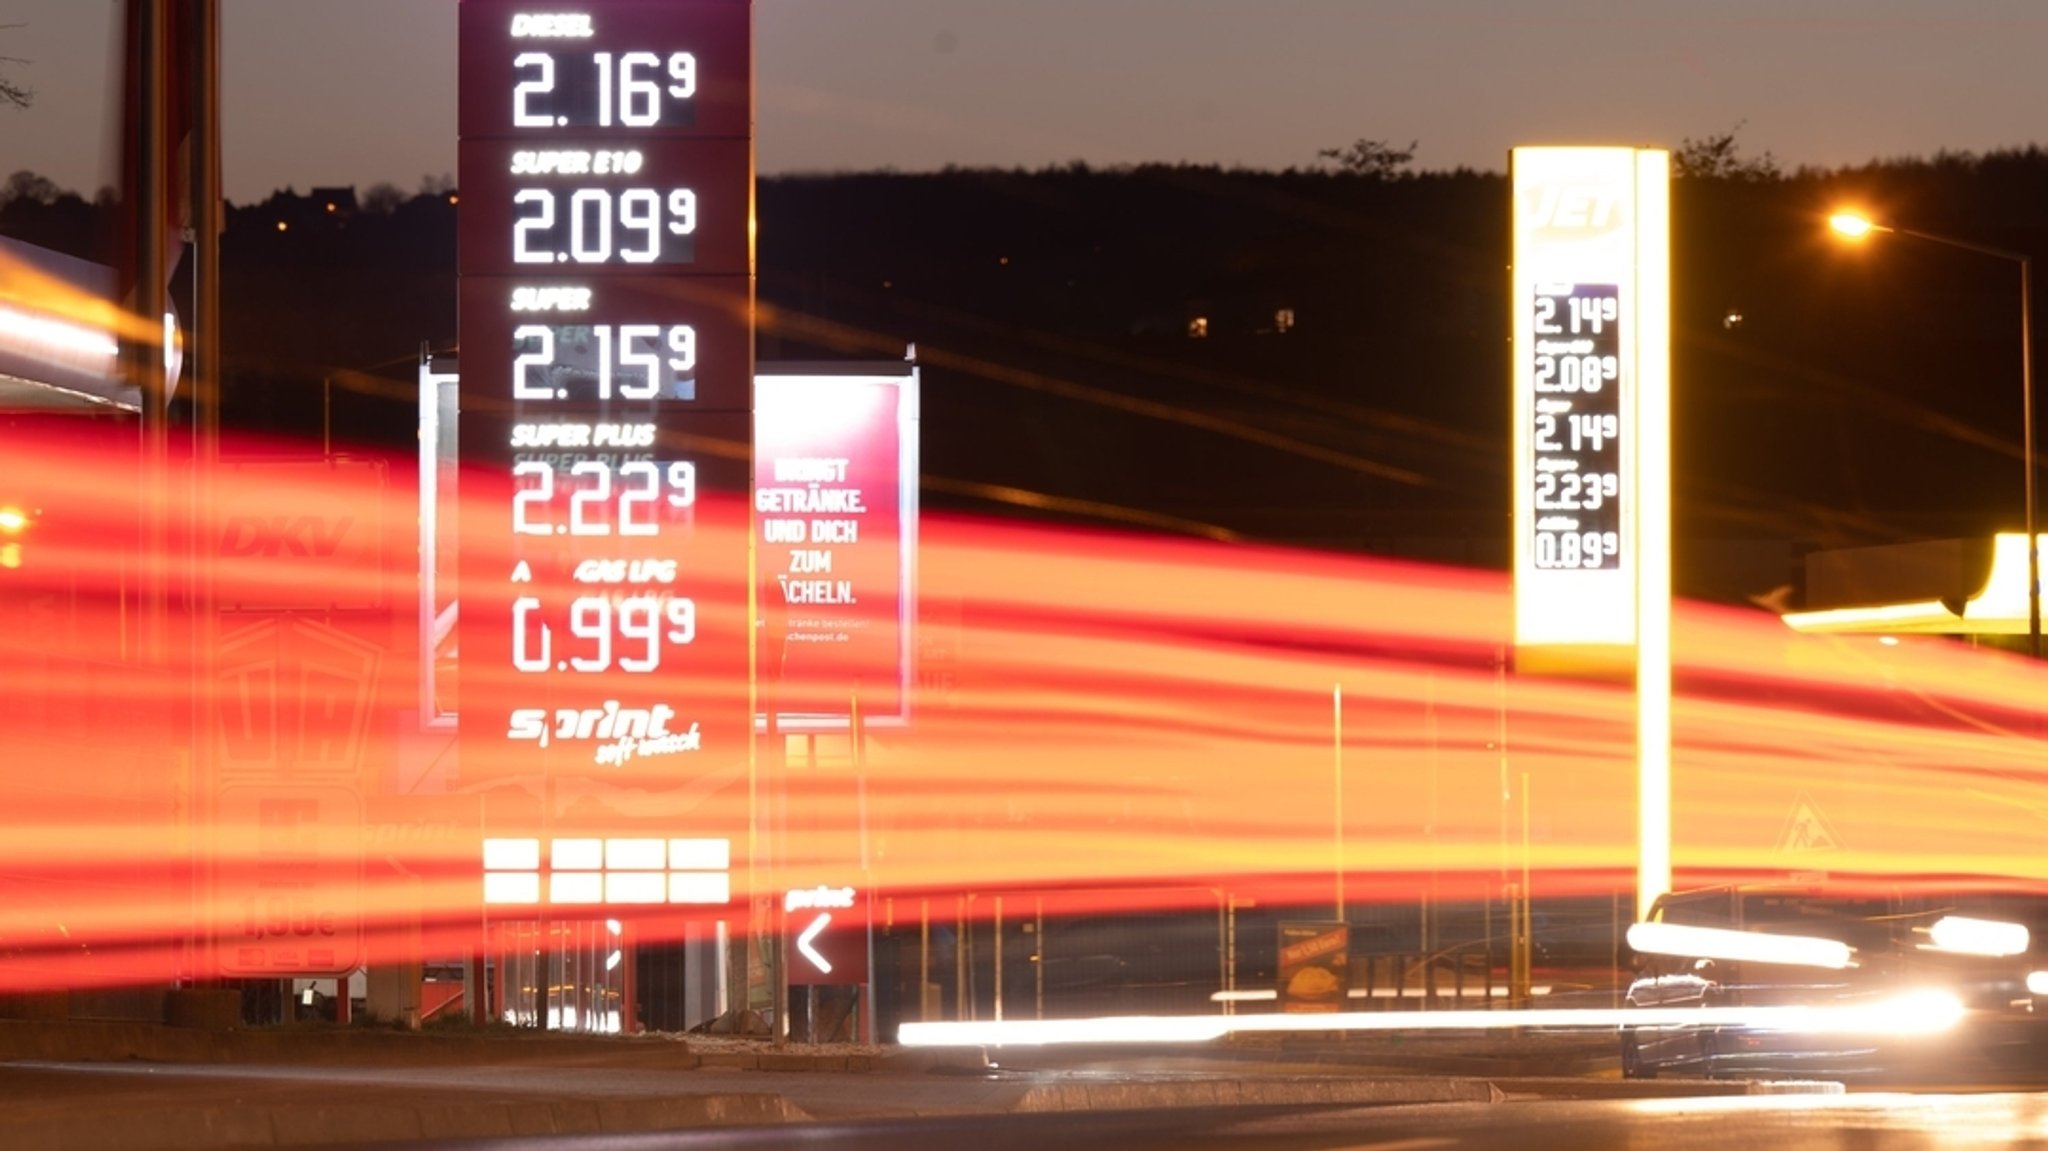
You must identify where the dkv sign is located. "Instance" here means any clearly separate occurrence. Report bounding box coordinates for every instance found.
[215,459,388,610]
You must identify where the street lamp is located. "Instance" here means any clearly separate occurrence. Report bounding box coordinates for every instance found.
[1828,210,2039,659]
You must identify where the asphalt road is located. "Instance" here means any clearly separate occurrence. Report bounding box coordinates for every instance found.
[332,1092,2048,1151]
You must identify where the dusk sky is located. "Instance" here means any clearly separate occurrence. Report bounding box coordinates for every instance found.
[3,0,2045,205]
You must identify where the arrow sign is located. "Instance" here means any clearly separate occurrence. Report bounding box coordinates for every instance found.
[797,912,833,975]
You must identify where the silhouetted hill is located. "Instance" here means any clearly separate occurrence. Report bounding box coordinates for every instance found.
[6,150,2047,600]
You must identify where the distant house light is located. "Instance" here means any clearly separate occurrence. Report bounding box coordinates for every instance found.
[275,221,288,232]
[1187,316,1210,339]
[1274,307,1296,333]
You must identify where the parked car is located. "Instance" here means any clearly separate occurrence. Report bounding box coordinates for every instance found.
[1620,885,2048,1082]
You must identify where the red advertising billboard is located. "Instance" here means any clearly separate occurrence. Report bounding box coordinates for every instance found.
[755,365,919,727]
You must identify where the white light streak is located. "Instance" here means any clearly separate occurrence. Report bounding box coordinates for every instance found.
[1924,916,2029,958]
[0,304,119,359]
[897,992,1966,1048]
[1209,986,1552,1003]
[1626,920,1855,970]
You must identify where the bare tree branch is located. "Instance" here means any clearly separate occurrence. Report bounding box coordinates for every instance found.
[0,24,34,110]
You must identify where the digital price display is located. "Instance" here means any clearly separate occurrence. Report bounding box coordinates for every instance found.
[458,1,754,861]
[1529,283,1622,571]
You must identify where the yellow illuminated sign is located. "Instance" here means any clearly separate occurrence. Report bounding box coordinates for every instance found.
[1511,146,1669,650]
[1511,146,1671,919]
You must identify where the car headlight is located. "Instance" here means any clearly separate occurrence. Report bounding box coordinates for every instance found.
[1925,916,2030,958]
[2026,971,2048,997]
[1877,989,1967,1035]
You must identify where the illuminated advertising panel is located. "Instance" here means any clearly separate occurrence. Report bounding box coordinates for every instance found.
[1510,147,1669,653]
[457,2,753,865]
[755,365,919,727]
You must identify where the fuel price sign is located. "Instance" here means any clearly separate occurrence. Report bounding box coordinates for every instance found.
[1510,146,1669,652]
[458,0,754,845]
[1529,282,1621,571]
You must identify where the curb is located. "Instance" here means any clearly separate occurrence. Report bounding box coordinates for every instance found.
[1495,1076,1846,1099]
[0,1020,882,1072]
[1012,1076,1504,1112]
[5,1093,812,1150]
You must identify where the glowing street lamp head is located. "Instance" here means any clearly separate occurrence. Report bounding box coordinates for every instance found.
[1829,211,1883,239]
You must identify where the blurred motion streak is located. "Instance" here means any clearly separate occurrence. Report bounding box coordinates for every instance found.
[898,990,1968,1047]
[4,429,2048,992]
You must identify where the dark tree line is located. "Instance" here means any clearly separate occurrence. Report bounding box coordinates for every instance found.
[5,148,2048,600]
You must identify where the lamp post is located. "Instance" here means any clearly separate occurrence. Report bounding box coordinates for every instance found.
[1828,211,2038,659]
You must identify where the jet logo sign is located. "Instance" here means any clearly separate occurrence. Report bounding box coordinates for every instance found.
[1518,184,1625,238]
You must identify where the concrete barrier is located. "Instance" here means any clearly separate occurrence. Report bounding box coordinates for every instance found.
[164,990,242,1030]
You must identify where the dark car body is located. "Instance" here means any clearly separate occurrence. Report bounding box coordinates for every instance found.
[1621,886,2048,1082]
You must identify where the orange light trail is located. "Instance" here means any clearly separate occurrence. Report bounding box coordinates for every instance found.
[3,427,2047,994]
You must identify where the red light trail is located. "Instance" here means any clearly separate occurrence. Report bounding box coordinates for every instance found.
[2,429,2045,993]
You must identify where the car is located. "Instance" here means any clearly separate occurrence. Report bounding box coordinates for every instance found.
[1619,885,2048,1083]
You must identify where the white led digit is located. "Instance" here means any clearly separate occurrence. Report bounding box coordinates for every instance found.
[593,325,612,399]
[620,52,662,126]
[666,462,696,508]
[569,596,612,672]
[568,460,612,535]
[667,325,696,372]
[666,598,697,645]
[570,188,612,263]
[513,189,555,263]
[512,325,554,399]
[512,596,551,672]
[619,189,661,263]
[593,51,613,127]
[617,324,662,399]
[618,596,661,672]
[512,53,555,127]
[668,189,696,235]
[512,460,553,535]
[618,461,660,536]
[667,52,696,99]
